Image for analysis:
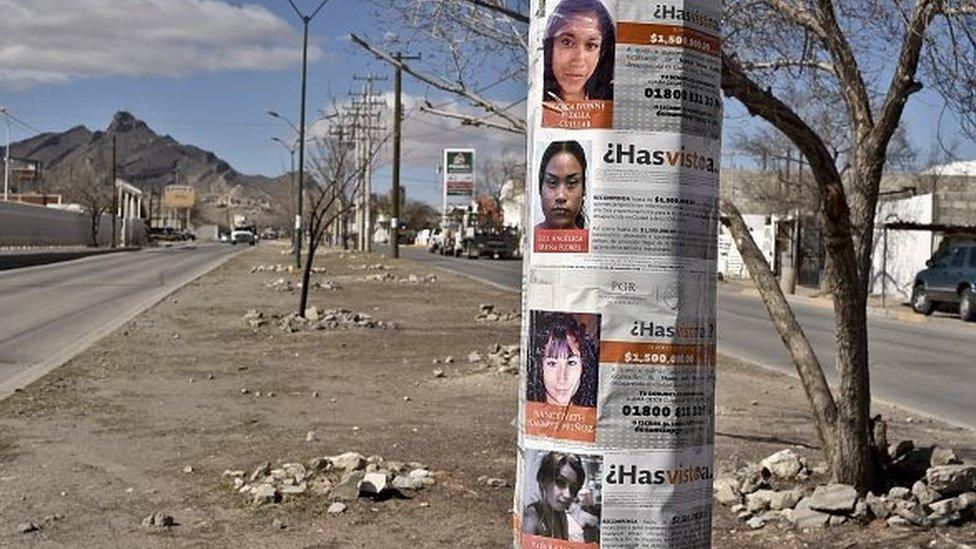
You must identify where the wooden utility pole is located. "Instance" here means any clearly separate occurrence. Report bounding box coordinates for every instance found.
[390,52,420,259]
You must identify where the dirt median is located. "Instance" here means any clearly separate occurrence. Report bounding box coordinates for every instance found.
[1,242,973,548]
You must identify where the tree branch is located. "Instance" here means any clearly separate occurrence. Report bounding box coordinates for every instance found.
[872,0,940,157]
[740,59,838,75]
[721,53,848,220]
[420,102,526,133]
[721,198,838,461]
[813,0,874,135]
[456,0,529,24]
[350,33,527,134]
[762,0,827,37]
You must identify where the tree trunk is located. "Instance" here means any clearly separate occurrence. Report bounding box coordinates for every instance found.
[828,261,874,491]
[90,214,100,247]
[721,200,837,466]
[298,233,317,318]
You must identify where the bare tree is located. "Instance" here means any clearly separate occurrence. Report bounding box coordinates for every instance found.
[365,0,976,492]
[65,167,113,247]
[300,129,388,317]
[479,153,525,202]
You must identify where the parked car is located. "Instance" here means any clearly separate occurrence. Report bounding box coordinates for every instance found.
[911,241,976,321]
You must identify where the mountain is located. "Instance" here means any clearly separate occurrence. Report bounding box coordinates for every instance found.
[5,111,290,226]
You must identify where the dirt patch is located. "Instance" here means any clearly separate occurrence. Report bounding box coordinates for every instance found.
[0,242,973,547]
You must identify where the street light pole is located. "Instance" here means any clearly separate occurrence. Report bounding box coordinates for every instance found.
[1,107,10,202]
[271,136,297,237]
[267,110,300,256]
[285,0,331,270]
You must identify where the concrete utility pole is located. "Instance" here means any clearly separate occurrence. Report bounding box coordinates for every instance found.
[285,0,332,269]
[111,134,118,248]
[345,76,386,252]
[389,52,420,259]
[2,107,10,202]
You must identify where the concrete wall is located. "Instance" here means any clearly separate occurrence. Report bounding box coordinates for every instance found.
[0,201,144,247]
[870,193,934,301]
[718,214,775,279]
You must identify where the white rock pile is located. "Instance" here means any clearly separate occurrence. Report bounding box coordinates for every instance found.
[277,307,396,332]
[264,278,341,292]
[250,264,326,274]
[351,263,392,271]
[476,303,520,322]
[242,309,268,328]
[362,272,437,284]
[714,446,976,531]
[468,344,519,374]
[224,452,435,509]
[241,308,395,332]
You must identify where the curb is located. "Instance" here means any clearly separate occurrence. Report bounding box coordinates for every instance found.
[731,286,928,324]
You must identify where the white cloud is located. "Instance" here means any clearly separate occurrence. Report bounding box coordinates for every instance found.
[0,0,319,89]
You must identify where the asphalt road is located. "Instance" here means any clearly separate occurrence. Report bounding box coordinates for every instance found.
[400,246,976,429]
[0,243,241,397]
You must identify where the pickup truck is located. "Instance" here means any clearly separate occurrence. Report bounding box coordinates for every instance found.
[230,226,256,245]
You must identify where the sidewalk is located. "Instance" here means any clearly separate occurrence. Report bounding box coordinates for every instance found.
[0,246,141,271]
[720,277,967,325]
[1,243,973,547]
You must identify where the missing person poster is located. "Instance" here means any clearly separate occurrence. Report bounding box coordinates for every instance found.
[517,1,721,547]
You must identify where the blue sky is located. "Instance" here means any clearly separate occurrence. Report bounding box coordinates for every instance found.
[1,0,973,206]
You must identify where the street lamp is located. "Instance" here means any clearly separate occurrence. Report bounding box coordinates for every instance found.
[267,110,299,134]
[284,0,332,269]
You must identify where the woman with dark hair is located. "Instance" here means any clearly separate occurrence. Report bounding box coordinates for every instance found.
[527,311,598,408]
[536,140,587,230]
[522,452,599,541]
[543,0,615,102]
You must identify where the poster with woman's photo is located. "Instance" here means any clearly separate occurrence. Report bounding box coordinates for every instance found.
[533,139,591,254]
[541,0,616,129]
[520,448,602,549]
[525,310,601,442]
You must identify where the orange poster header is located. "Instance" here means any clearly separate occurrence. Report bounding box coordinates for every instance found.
[599,341,716,366]
[617,22,719,57]
[521,532,599,549]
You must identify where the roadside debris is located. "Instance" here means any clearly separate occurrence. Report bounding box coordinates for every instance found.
[467,344,519,374]
[224,452,435,510]
[351,263,392,271]
[250,264,326,274]
[363,273,437,284]
[476,303,520,323]
[17,521,41,534]
[713,445,976,531]
[141,513,176,528]
[264,278,341,292]
[241,308,396,332]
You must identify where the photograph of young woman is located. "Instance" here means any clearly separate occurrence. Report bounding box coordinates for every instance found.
[543,0,615,104]
[522,451,601,543]
[526,311,599,408]
[535,140,587,231]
